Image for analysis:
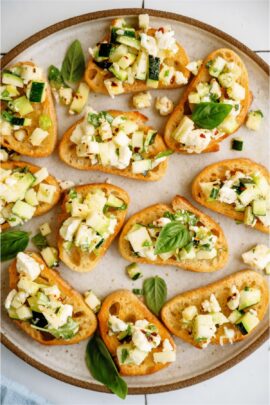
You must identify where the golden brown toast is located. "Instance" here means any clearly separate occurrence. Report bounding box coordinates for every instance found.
[58,183,129,272]
[164,48,252,153]
[84,21,190,95]
[98,289,176,376]
[1,62,57,157]
[161,270,269,348]
[1,160,61,231]
[192,158,270,234]
[119,195,228,272]
[8,251,97,345]
[59,110,169,181]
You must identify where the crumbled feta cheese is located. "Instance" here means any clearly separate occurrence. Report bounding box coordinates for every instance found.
[174,71,188,85]
[218,186,238,204]
[155,96,174,116]
[109,315,128,332]
[132,92,152,109]
[242,244,270,271]
[153,217,171,227]
[186,60,202,75]
[0,149,9,162]
[16,253,41,281]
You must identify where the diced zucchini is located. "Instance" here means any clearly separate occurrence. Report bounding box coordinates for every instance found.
[218,72,234,88]
[232,138,243,151]
[41,246,59,267]
[192,314,216,341]
[16,305,33,320]
[132,131,144,151]
[228,309,242,324]
[252,199,266,216]
[69,82,89,114]
[37,183,56,204]
[17,277,40,295]
[172,116,194,142]
[147,55,160,88]
[2,72,24,88]
[196,82,210,97]
[86,211,110,235]
[40,222,51,236]
[27,81,46,102]
[132,159,152,174]
[8,96,34,116]
[139,14,149,30]
[109,63,128,82]
[29,128,49,146]
[84,290,101,313]
[118,53,136,70]
[104,78,124,97]
[236,312,259,335]
[12,200,36,220]
[212,312,228,326]
[144,130,157,152]
[133,51,148,81]
[116,36,140,50]
[39,114,52,130]
[218,115,238,133]
[182,305,198,322]
[246,110,263,131]
[238,288,261,310]
[188,92,201,104]
[32,167,49,186]
[99,43,113,57]
[25,188,39,206]
[126,263,142,280]
[10,117,31,127]
[106,194,125,209]
[109,45,128,62]
[227,82,246,101]
[244,206,255,226]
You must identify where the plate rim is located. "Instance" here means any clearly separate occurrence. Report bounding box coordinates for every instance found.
[1,7,269,395]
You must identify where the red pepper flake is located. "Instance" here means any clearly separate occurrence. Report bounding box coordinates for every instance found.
[134,147,140,153]
[214,130,218,135]
[200,133,206,138]
[158,27,165,33]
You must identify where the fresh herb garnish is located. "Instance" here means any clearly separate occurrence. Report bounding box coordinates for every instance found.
[31,233,48,250]
[48,65,65,89]
[143,276,167,316]
[155,221,191,254]
[61,40,85,83]
[85,334,128,399]
[121,348,129,364]
[0,230,30,262]
[192,102,233,130]
[155,150,173,160]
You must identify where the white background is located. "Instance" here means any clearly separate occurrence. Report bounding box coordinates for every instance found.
[1,1,269,404]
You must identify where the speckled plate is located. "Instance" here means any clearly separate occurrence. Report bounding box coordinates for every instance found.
[1,8,269,395]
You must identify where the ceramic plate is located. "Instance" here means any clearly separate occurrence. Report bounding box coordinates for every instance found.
[1,8,269,394]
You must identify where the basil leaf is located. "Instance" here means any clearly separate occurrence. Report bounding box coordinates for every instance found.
[143,276,167,316]
[155,221,191,254]
[0,230,29,262]
[31,233,48,250]
[85,334,128,399]
[192,102,233,130]
[61,40,85,83]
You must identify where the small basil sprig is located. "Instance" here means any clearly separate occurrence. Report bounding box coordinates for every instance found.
[155,221,191,254]
[143,276,167,316]
[85,334,128,399]
[0,230,30,261]
[192,102,233,130]
[61,40,85,83]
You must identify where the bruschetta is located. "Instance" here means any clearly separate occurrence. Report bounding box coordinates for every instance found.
[58,183,129,272]
[84,14,190,97]
[119,195,228,272]
[98,290,176,376]
[59,108,171,181]
[161,270,269,349]
[0,161,60,230]
[0,61,57,157]
[5,251,97,345]
[192,158,270,233]
[164,48,252,154]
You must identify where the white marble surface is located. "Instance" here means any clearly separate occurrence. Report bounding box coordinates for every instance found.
[1,1,269,404]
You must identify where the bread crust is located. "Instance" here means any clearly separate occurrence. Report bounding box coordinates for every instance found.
[84,25,190,95]
[59,109,168,181]
[119,195,228,272]
[98,289,176,376]
[8,251,97,345]
[192,158,270,234]
[161,270,269,348]
[164,48,252,153]
[1,160,61,231]
[58,183,129,272]
[1,61,57,157]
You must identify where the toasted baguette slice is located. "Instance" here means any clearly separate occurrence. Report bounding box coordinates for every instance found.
[59,110,168,181]
[1,62,57,157]
[8,251,97,345]
[58,183,129,272]
[98,289,176,376]
[164,48,252,153]
[192,158,270,234]
[1,161,61,231]
[161,270,269,348]
[119,195,228,272]
[84,21,190,95]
